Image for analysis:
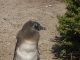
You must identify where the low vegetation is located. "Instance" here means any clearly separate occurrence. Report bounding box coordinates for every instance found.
[56,0,80,60]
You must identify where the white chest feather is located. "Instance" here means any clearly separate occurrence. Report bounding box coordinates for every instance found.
[16,41,39,60]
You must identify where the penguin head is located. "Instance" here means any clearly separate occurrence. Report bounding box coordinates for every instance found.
[22,20,45,31]
[32,21,45,31]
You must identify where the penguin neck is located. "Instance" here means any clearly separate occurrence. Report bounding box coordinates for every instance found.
[22,28,40,41]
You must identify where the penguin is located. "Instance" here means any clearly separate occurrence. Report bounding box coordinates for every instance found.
[13,20,45,60]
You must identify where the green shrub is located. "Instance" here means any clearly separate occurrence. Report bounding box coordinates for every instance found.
[56,0,80,59]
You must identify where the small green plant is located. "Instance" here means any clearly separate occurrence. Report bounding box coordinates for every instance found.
[56,0,80,59]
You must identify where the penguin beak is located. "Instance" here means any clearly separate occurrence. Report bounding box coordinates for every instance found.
[40,26,46,30]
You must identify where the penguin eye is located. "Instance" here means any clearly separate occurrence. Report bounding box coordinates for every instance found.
[33,22,40,31]
[34,23,38,27]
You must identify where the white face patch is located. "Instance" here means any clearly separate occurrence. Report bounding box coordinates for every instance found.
[16,40,39,60]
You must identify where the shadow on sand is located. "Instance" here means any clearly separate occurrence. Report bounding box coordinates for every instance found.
[50,36,64,59]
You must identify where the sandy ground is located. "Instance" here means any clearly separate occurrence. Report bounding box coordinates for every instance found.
[0,0,66,60]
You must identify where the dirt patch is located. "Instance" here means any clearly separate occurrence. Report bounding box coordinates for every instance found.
[0,0,66,60]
